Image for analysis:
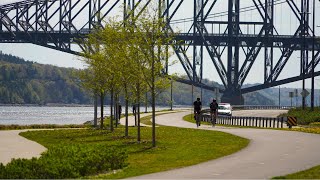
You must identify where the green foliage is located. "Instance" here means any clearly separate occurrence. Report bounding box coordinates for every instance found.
[0,53,31,65]
[279,107,320,125]
[0,54,91,104]
[273,164,320,179]
[0,144,127,179]
[0,50,277,106]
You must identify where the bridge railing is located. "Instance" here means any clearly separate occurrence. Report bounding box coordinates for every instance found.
[201,114,287,128]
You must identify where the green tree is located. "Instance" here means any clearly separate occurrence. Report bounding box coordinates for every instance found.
[133,3,174,147]
[79,19,124,130]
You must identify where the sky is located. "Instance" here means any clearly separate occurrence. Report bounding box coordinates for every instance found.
[0,0,320,90]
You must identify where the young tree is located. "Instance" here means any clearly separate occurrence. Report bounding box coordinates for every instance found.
[77,68,98,127]
[133,4,174,147]
[79,53,110,129]
[79,20,123,130]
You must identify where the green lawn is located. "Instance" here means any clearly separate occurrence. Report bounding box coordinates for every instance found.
[273,165,320,179]
[20,123,249,179]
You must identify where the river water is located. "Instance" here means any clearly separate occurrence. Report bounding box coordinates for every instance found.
[0,106,188,125]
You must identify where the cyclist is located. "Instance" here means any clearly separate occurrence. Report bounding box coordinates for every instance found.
[210,99,218,127]
[193,97,202,127]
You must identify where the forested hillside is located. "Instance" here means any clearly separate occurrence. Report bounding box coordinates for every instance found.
[0,52,278,106]
[0,53,91,104]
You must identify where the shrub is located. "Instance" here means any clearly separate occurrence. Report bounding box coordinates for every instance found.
[0,144,127,179]
[281,107,320,125]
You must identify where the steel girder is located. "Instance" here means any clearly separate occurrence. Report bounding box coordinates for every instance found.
[1,0,320,103]
[0,0,121,54]
[172,0,320,101]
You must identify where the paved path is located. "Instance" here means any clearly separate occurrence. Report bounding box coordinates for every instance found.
[0,111,179,166]
[132,111,320,179]
[119,110,184,127]
[0,130,46,165]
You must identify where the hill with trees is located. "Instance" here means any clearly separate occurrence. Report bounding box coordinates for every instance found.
[0,52,283,106]
[0,52,91,105]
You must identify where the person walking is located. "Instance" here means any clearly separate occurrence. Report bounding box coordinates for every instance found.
[193,97,202,127]
[132,104,137,126]
[118,104,122,119]
[210,99,218,127]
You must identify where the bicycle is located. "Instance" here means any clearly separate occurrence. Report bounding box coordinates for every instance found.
[194,110,201,127]
[210,110,217,127]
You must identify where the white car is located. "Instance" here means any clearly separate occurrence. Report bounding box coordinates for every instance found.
[218,103,232,116]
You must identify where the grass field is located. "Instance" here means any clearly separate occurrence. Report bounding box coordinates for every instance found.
[20,122,249,179]
[273,165,320,179]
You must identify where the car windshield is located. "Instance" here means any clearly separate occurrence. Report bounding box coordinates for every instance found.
[218,106,230,110]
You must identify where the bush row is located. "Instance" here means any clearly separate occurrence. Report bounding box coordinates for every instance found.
[0,144,127,179]
[285,107,320,125]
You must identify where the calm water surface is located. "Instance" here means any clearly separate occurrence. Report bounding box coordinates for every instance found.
[0,106,185,125]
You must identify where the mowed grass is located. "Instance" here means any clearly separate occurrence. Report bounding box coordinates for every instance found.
[21,122,249,179]
[273,165,320,179]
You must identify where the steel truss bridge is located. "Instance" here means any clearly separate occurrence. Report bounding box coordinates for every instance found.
[0,0,319,105]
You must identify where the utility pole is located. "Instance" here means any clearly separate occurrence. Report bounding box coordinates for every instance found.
[145,93,148,113]
[300,0,309,110]
[279,86,281,107]
[170,80,173,111]
[311,0,315,110]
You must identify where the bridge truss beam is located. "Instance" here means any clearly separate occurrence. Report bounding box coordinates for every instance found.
[0,0,320,105]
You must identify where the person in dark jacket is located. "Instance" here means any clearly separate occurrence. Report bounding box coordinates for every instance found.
[193,98,202,127]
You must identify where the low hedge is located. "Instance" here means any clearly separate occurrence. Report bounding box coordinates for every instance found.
[0,144,127,179]
[283,107,320,125]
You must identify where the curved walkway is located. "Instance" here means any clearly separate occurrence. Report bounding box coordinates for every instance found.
[0,130,46,165]
[132,111,320,179]
[0,111,181,166]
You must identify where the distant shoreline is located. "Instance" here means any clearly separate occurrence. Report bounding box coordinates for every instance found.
[0,104,191,108]
[0,103,93,107]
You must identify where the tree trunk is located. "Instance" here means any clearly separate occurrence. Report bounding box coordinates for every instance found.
[125,86,129,137]
[94,93,98,128]
[145,93,148,113]
[110,89,114,132]
[100,91,104,129]
[151,54,156,147]
[151,86,156,147]
[115,94,118,128]
[137,82,141,143]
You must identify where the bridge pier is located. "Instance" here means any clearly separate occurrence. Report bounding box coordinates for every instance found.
[221,90,244,105]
